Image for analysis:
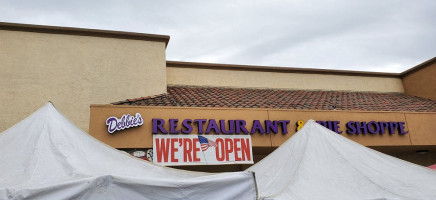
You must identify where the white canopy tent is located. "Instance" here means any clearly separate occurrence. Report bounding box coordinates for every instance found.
[0,103,257,200]
[247,120,436,200]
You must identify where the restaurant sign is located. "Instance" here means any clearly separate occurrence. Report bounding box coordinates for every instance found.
[106,113,144,134]
[153,135,253,166]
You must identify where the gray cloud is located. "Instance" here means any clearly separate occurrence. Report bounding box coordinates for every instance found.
[1,0,435,72]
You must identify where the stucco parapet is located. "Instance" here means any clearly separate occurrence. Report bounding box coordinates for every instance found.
[0,21,170,47]
[167,61,400,78]
[401,57,436,77]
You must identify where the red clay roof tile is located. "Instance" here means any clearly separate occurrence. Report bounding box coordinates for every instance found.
[113,86,436,112]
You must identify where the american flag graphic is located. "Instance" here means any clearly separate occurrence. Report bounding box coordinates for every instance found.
[198,136,217,151]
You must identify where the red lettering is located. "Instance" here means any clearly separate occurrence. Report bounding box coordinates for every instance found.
[241,138,251,161]
[225,138,234,161]
[155,138,170,163]
[234,138,241,161]
[183,138,193,162]
[215,138,225,161]
[192,138,201,162]
[170,138,178,162]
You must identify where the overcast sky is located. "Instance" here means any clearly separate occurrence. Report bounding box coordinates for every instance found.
[1,0,435,72]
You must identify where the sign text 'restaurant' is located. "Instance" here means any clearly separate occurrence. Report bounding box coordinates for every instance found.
[152,119,290,134]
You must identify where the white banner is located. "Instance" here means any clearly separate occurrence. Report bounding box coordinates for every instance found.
[153,135,253,166]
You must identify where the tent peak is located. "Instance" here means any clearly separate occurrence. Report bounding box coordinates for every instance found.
[46,101,55,108]
[40,102,60,115]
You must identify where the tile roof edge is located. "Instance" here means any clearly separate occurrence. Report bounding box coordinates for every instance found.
[92,104,436,114]
[167,84,406,94]
[112,93,167,105]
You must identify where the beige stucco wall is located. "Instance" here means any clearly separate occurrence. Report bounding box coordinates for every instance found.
[0,30,167,132]
[402,61,436,100]
[167,67,405,93]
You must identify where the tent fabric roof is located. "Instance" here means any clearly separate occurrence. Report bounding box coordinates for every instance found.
[113,86,436,112]
[0,103,257,200]
[246,120,436,200]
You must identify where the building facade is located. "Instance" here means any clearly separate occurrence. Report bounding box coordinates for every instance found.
[1,22,436,171]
